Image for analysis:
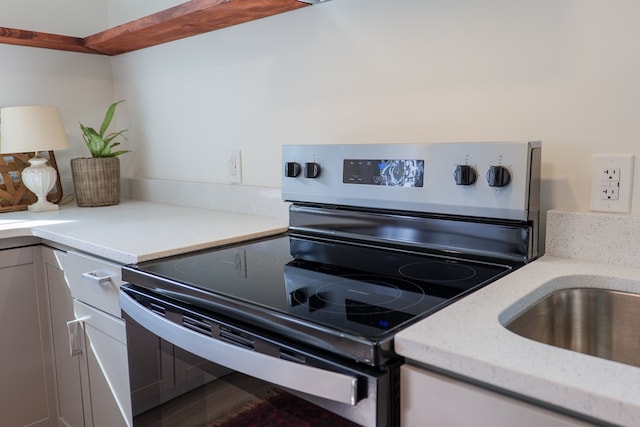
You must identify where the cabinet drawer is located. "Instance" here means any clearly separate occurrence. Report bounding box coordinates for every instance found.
[59,250,125,318]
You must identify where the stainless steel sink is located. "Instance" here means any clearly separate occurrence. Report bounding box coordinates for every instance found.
[505,288,640,368]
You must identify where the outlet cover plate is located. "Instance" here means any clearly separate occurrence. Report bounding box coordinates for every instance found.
[589,153,634,213]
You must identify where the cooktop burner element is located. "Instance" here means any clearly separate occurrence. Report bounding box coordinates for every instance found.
[398,261,477,282]
[288,274,416,310]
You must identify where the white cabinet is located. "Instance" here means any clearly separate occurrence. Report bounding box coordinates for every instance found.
[0,244,56,427]
[44,247,131,427]
[401,364,590,427]
[73,300,130,427]
[44,247,85,427]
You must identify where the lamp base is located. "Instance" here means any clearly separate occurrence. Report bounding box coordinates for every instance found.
[28,200,59,212]
[22,157,59,213]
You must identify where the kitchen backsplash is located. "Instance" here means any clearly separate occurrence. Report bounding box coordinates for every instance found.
[546,209,640,268]
[127,178,289,219]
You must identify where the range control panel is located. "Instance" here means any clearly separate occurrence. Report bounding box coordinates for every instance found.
[282,142,541,221]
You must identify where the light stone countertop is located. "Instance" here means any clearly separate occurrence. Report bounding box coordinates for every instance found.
[6,195,637,424]
[0,199,288,264]
[395,209,640,427]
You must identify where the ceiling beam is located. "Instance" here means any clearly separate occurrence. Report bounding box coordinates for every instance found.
[0,0,310,56]
[0,26,98,54]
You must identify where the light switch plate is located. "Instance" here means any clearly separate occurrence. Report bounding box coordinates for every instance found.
[227,150,242,184]
[589,153,634,213]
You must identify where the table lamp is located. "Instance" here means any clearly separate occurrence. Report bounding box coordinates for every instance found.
[0,106,70,212]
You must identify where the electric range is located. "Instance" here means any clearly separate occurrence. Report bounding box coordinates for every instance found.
[121,141,541,427]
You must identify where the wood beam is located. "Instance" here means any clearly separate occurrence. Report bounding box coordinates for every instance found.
[0,27,98,54]
[84,0,310,56]
[0,0,310,56]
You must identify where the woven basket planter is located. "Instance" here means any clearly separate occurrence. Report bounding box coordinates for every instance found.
[71,157,121,207]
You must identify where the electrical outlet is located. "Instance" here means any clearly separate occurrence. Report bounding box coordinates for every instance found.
[227,150,242,184]
[590,154,634,213]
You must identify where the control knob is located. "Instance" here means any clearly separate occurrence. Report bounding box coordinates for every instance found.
[284,162,302,177]
[454,164,477,186]
[304,162,322,178]
[486,165,511,188]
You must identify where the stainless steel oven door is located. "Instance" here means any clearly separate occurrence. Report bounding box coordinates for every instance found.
[120,286,394,427]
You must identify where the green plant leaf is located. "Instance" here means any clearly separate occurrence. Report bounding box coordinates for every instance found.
[99,100,125,137]
[109,150,130,157]
[99,144,112,157]
[79,100,129,158]
[104,130,127,144]
[87,133,106,158]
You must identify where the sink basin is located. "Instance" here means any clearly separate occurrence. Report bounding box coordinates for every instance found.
[505,288,640,368]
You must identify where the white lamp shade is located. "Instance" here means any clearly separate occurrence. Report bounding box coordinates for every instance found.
[0,106,70,154]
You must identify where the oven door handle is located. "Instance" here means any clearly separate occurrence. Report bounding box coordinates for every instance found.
[120,291,361,406]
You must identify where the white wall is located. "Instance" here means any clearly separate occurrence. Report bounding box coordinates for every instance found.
[0,45,114,195]
[3,0,640,217]
[111,0,640,215]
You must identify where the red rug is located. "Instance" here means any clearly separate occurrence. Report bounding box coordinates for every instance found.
[207,390,361,427]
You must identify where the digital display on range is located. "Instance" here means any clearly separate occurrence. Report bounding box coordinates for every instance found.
[343,159,424,187]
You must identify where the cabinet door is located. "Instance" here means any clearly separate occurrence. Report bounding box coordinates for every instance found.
[43,247,86,427]
[0,246,56,427]
[44,247,132,427]
[74,300,131,427]
[401,364,589,427]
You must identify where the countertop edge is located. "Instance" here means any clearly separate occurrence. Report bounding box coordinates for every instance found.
[0,200,289,264]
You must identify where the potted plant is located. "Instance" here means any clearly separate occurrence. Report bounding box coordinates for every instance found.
[71,100,130,207]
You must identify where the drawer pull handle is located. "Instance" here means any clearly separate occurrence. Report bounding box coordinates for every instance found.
[81,271,112,284]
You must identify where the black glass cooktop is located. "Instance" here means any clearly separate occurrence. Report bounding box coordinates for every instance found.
[127,234,511,339]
